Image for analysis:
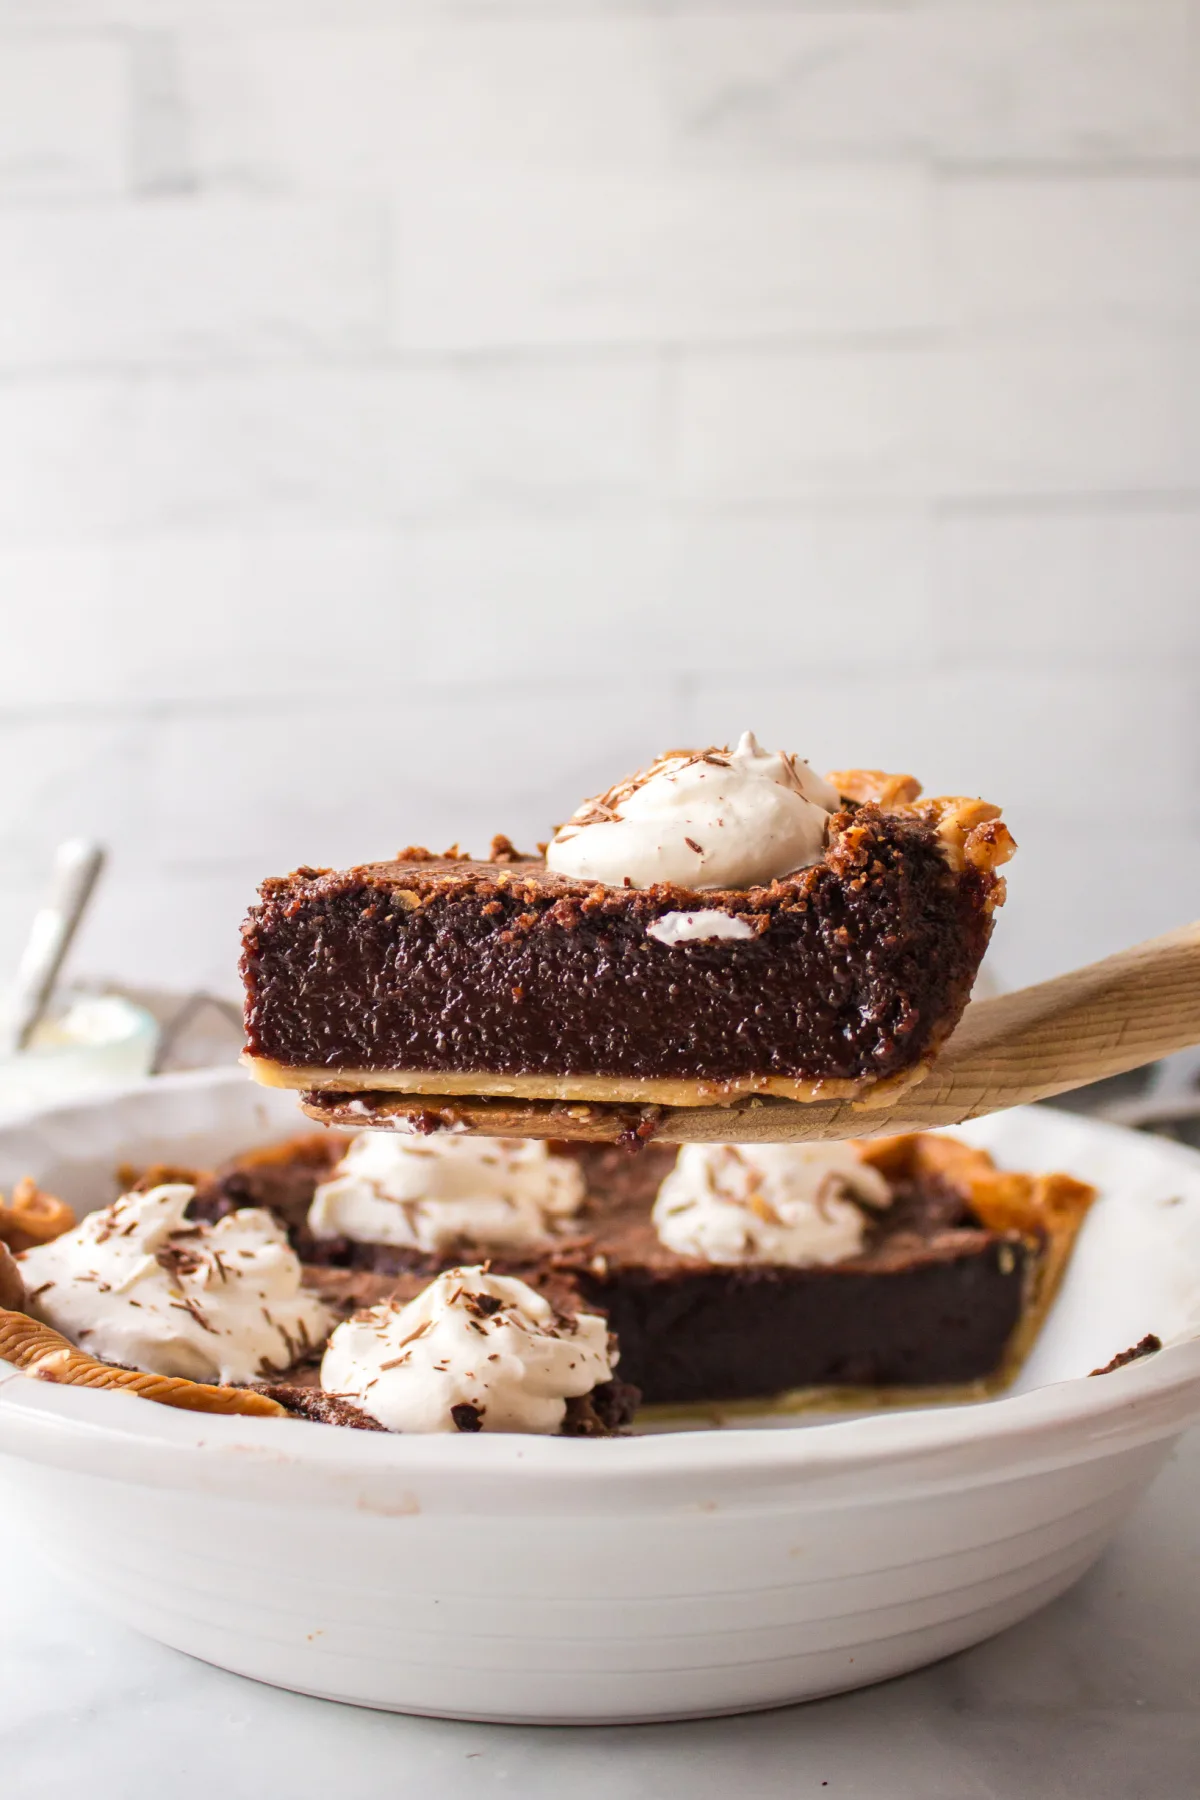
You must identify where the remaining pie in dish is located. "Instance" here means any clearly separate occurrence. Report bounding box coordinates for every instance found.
[0,1169,633,1436]
[0,1125,1091,1428]
[240,735,1015,1113]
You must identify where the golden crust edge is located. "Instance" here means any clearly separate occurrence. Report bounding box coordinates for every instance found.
[0,1307,289,1418]
[827,769,1015,879]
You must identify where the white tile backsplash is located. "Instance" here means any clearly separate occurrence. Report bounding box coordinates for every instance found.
[0,0,1196,1000]
[927,343,1200,498]
[984,824,1200,992]
[673,348,930,503]
[182,19,669,186]
[932,506,1200,660]
[0,201,387,369]
[0,37,128,200]
[0,359,663,541]
[0,538,410,707]
[675,343,1200,502]
[390,169,936,351]
[149,683,693,871]
[941,175,1200,335]
[661,4,1199,165]
[681,670,1200,827]
[0,714,158,869]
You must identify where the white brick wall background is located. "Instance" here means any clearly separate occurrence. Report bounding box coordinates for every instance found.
[0,1,1198,1002]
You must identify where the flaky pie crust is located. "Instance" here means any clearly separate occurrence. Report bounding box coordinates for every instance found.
[0,1306,289,1417]
[0,1177,76,1254]
[828,769,1017,881]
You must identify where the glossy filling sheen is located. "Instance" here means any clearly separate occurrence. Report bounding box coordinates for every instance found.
[241,809,996,1087]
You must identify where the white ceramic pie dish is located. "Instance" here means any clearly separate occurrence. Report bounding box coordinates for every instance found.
[2,1070,1199,1724]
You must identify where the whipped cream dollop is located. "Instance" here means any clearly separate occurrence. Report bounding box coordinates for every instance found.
[645,911,757,946]
[308,1133,585,1253]
[652,1143,891,1267]
[17,1185,334,1384]
[546,731,839,890]
[321,1266,613,1434]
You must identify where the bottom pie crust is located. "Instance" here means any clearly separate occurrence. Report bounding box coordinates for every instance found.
[243,1053,931,1111]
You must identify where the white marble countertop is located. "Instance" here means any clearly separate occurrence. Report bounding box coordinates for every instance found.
[3,1431,1197,1800]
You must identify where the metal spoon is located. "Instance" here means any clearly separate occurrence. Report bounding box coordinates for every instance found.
[0,840,107,1058]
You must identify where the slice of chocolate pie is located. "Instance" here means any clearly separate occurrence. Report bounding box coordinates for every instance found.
[241,734,1015,1114]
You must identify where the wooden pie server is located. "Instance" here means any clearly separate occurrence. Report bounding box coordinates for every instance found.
[301,919,1200,1145]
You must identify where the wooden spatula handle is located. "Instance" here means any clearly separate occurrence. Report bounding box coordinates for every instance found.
[911,916,1200,1108]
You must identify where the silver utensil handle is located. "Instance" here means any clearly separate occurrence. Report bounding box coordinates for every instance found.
[1,840,106,1057]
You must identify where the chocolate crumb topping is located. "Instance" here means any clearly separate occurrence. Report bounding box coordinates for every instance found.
[489,834,534,863]
[260,1384,387,1430]
[560,1378,640,1436]
[1089,1333,1163,1376]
